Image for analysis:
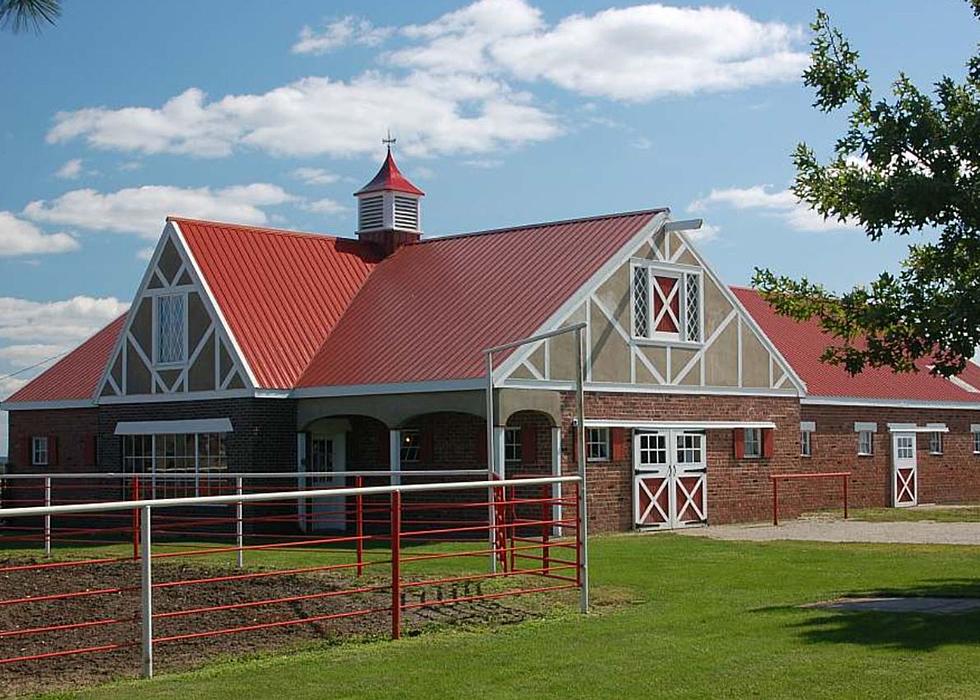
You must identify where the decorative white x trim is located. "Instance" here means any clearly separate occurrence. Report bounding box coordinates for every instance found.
[674,474,706,522]
[637,476,670,525]
[651,275,680,334]
[895,468,916,504]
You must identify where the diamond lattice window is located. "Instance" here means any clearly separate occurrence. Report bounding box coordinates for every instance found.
[156,294,186,364]
[632,267,649,337]
[684,273,700,342]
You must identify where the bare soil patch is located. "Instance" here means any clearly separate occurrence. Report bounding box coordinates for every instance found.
[0,557,542,697]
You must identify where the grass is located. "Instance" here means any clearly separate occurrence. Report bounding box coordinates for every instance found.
[847,506,980,523]
[26,533,980,700]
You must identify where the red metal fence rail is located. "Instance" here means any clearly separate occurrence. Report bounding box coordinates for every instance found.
[0,474,583,679]
[770,471,851,526]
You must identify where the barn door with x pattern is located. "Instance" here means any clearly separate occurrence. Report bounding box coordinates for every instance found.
[633,429,707,530]
[891,432,917,507]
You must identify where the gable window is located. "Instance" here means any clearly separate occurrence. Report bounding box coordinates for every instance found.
[928,431,943,455]
[504,427,522,463]
[31,436,49,466]
[743,428,762,458]
[156,293,186,365]
[631,263,701,343]
[400,430,420,463]
[586,428,610,462]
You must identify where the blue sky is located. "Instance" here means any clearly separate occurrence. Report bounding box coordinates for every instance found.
[0,0,977,455]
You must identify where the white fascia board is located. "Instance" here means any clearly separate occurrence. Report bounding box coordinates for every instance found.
[803,395,980,411]
[98,388,254,405]
[493,211,669,382]
[1,399,96,411]
[115,418,233,435]
[500,378,798,398]
[579,418,777,430]
[170,220,259,390]
[291,379,485,399]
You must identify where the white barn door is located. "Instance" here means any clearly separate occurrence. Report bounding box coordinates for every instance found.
[633,430,707,530]
[891,432,918,507]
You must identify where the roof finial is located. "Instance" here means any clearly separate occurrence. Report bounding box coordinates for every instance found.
[382,129,396,152]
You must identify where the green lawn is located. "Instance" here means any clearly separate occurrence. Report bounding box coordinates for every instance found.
[32,533,980,700]
[848,506,980,523]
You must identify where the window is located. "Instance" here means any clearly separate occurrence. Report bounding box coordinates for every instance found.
[504,427,521,463]
[31,436,49,466]
[122,432,228,498]
[156,293,186,365]
[858,430,874,456]
[637,432,668,466]
[586,428,610,462]
[929,431,943,455]
[973,430,980,455]
[743,428,762,458]
[800,430,812,457]
[400,430,420,463]
[632,264,701,343]
[676,432,704,464]
[896,435,914,459]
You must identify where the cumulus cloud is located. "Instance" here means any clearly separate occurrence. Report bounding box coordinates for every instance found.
[55,158,84,179]
[46,75,560,159]
[0,211,79,256]
[291,167,340,185]
[302,198,348,215]
[690,185,856,232]
[687,222,720,243]
[22,183,296,239]
[292,16,393,54]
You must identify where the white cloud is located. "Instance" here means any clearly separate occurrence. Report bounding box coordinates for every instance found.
[291,167,340,185]
[0,211,79,256]
[488,4,807,101]
[22,183,296,239]
[292,16,393,55]
[47,75,560,160]
[687,222,720,243]
[0,296,129,346]
[55,158,84,179]
[690,185,856,232]
[302,198,348,215]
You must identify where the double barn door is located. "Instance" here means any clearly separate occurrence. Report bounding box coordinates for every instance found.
[633,430,707,530]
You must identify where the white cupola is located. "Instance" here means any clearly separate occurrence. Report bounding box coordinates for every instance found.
[354,143,424,256]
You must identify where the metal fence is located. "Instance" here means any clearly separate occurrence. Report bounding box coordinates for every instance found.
[0,474,584,679]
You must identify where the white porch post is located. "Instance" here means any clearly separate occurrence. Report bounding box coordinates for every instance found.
[493,427,506,480]
[389,430,402,486]
[551,426,562,535]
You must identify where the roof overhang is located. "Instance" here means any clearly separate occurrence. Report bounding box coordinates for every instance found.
[1,399,96,412]
[802,395,980,411]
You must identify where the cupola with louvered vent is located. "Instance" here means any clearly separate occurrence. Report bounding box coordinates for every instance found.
[354,143,424,256]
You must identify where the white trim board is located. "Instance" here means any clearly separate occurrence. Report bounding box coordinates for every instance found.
[803,396,980,411]
[501,379,799,397]
[886,423,950,433]
[0,399,96,411]
[580,419,777,430]
[115,418,233,435]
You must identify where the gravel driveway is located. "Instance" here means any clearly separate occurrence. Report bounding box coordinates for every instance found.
[678,519,980,545]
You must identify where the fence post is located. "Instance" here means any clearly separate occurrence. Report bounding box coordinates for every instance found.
[843,474,849,520]
[390,490,401,640]
[574,482,582,588]
[508,485,516,574]
[140,505,153,679]
[43,477,52,557]
[772,477,779,526]
[236,477,244,569]
[356,476,364,578]
[540,484,550,575]
[132,477,141,560]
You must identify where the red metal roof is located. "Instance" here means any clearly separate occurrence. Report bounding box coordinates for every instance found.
[354,149,424,197]
[5,315,125,404]
[175,218,381,389]
[298,210,661,388]
[734,286,980,403]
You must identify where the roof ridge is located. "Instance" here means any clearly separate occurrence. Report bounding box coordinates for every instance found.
[168,216,354,244]
[417,208,667,244]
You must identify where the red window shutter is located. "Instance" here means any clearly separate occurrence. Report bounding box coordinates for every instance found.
[521,425,538,467]
[611,427,628,461]
[48,435,59,467]
[419,430,434,464]
[733,429,745,460]
[83,434,96,466]
[762,429,775,459]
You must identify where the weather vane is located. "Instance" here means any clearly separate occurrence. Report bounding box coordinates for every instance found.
[382,130,396,150]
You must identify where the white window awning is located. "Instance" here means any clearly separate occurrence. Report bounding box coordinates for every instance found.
[579,419,776,431]
[115,418,233,435]
[886,422,949,433]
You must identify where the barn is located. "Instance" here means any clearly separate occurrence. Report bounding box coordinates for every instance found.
[5,148,980,532]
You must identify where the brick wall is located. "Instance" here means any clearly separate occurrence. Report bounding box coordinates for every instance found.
[801,404,980,507]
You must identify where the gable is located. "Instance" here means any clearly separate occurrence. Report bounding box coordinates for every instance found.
[97,223,251,400]
[498,222,805,395]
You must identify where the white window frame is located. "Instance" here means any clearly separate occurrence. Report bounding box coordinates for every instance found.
[586,427,610,462]
[121,432,228,499]
[152,291,189,367]
[31,436,49,466]
[504,426,522,464]
[630,260,703,347]
[743,428,762,459]
[857,430,874,456]
[972,425,980,455]
[800,430,812,457]
[928,431,943,455]
[399,429,420,463]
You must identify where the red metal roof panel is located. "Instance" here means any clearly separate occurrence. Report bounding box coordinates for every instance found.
[174,218,381,389]
[733,286,980,403]
[5,315,126,404]
[298,210,661,388]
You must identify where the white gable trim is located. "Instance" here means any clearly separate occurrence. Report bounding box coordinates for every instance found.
[170,220,259,389]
